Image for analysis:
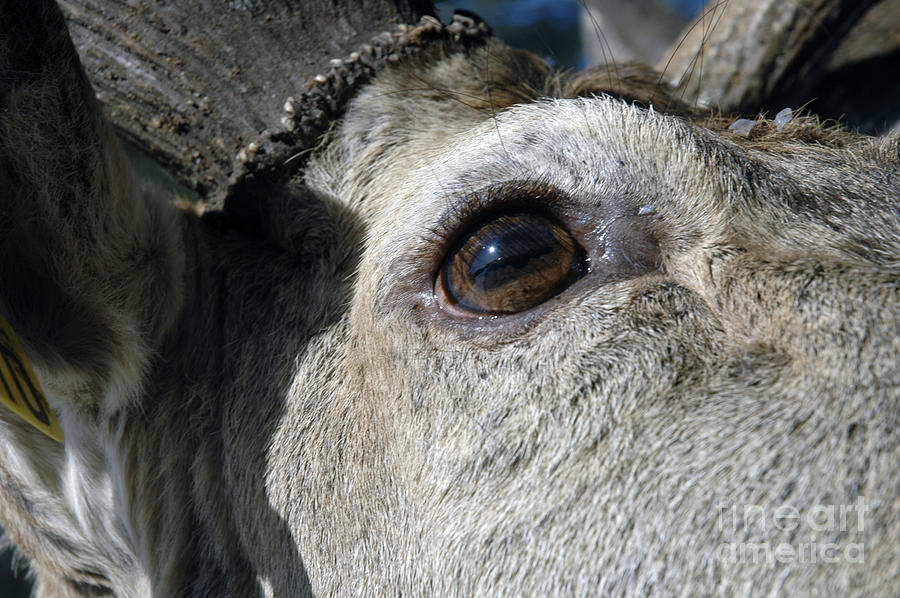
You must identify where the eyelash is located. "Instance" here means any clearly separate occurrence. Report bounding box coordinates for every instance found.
[421,179,576,278]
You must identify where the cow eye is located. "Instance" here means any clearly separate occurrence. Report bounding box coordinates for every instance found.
[435,211,588,316]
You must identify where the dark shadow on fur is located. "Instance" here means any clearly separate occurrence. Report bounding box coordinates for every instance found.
[802,46,900,135]
[149,180,365,596]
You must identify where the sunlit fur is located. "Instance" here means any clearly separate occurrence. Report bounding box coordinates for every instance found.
[1,7,898,597]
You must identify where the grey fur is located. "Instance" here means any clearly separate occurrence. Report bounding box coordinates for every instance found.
[1,2,898,596]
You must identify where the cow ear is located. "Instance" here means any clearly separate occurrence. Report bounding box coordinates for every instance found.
[1,0,185,414]
[60,0,436,205]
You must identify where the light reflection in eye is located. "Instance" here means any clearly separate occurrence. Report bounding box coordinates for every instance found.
[436,211,587,315]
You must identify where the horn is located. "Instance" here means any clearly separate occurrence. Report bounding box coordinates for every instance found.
[657,0,882,116]
[223,10,492,213]
[59,0,459,204]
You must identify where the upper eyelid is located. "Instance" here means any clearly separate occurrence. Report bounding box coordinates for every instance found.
[423,179,577,268]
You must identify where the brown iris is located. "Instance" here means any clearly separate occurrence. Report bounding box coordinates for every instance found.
[438,212,586,315]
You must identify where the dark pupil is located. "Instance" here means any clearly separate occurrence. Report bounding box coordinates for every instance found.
[468,221,556,288]
[444,212,583,314]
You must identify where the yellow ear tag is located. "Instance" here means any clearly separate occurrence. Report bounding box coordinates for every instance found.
[0,314,63,442]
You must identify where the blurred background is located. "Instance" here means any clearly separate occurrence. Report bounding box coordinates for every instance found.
[435,0,707,68]
[0,0,708,594]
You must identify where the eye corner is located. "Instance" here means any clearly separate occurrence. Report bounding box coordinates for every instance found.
[423,180,670,324]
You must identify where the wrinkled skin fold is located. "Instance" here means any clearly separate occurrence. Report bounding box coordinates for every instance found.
[0,1,898,596]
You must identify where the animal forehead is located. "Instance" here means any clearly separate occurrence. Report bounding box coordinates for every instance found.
[353,97,722,246]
